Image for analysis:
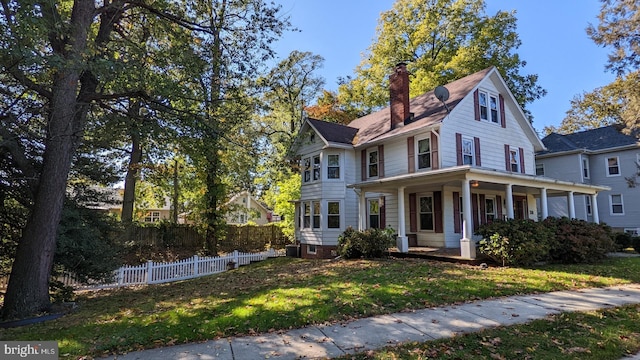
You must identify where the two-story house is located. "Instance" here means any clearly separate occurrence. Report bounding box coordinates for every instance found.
[536,125,640,234]
[223,191,276,225]
[292,64,609,259]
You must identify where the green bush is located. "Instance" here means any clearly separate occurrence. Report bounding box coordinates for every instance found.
[613,232,638,251]
[542,217,615,264]
[476,219,553,266]
[631,236,640,254]
[337,226,395,259]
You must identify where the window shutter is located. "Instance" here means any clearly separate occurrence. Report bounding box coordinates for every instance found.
[479,194,486,225]
[378,145,385,178]
[499,94,506,128]
[407,136,415,173]
[361,149,366,180]
[409,193,417,232]
[504,144,511,171]
[430,132,439,170]
[474,137,481,166]
[380,196,386,229]
[456,133,463,165]
[453,192,461,233]
[434,191,443,233]
[472,193,479,231]
[496,195,503,220]
[473,89,480,121]
[519,147,525,173]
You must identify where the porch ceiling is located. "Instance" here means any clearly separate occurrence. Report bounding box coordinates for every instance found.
[348,166,610,195]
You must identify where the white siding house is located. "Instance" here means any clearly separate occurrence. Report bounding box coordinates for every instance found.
[293,64,609,259]
[536,126,640,234]
[223,191,274,225]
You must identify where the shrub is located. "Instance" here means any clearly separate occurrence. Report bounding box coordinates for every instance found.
[632,236,640,254]
[337,226,395,259]
[542,217,615,264]
[613,232,635,251]
[476,219,553,266]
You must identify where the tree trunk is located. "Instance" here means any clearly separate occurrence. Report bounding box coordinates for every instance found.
[121,128,142,223]
[172,158,179,223]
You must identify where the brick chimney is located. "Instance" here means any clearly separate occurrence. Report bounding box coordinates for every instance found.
[389,62,410,130]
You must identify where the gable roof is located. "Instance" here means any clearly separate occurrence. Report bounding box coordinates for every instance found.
[306,118,359,145]
[539,125,639,155]
[347,67,493,146]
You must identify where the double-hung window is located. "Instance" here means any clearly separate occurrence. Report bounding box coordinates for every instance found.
[610,194,624,215]
[582,157,590,179]
[417,138,431,169]
[368,199,380,229]
[327,154,340,179]
[303,202,311,228]
[368,150,378,177]
[479,91,500,124]
[327,201,340,229]
[606,157,620,176]
[312,201,321,228]
[144,211,161,223]
[462,137,474,165]
[536,163,545,176]
[510,148,521,172]
[585,195,592,216]
[302,158,311,182]
[313,155,321,181]
[419,195,434,231]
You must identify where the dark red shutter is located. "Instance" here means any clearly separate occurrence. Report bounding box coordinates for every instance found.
[407,136,415,173]
[499,94,506,128]
[453,192,461,233]
[479,194,486,225]
[474,137,481,166]
[409,193,417,232]
[380,196,386,229]
[472,193,479,232]
[361,149,366,180]
[378,145,385,178]
[434,191,443,233]
[473,89,480,121]
[496,195,503,220]
[456,133,463,165]
[519,147,525,173]
[431,132,439,170]
[504,144,511,171]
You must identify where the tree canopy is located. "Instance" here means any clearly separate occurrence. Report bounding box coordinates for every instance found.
[337,0,546,120]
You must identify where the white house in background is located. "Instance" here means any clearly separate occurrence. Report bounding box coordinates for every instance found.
[536,125,640,235]
[223,191,275,225]
[292,64,610,259]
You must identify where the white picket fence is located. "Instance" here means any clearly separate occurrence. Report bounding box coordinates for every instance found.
[0,249,285,291]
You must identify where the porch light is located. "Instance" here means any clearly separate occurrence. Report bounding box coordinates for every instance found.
[470,180,479,188]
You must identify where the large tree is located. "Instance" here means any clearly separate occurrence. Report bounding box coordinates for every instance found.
[338,0,545,119]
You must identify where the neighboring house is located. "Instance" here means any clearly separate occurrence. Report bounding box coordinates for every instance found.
[536,125,640,235]
[292,64,609,259]
[223,191,275,225]
[91,187,180,223]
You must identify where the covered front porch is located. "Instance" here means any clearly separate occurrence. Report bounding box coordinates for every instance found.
[349,166,609,260]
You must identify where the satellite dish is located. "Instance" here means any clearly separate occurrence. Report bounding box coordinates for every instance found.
[434,85,450,102]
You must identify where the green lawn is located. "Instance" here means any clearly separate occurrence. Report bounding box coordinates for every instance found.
[1,256,639,359]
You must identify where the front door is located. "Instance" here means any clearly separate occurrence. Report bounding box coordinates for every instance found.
[514,196,527,220]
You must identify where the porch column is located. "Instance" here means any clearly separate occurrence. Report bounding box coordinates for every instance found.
[567,191,575,219]
[460,179,476,259]
[358,190,366,231]
[505,184,514,219]
[591,193,600,223]
[397,186,408,253]
[540,187,548,219]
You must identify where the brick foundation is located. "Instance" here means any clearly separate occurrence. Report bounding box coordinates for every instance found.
[300,244,337,259]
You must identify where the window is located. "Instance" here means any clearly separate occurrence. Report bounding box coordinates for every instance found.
[313,201,321,228]
[585,196,592,216]
[302,202,311,228]
[312,155,321,181]
[368,150,378,177]
[610,194,624,215]
[510,148,520,172]
[239,214,247,223]
[582,157,590,179]
[419,195,434,231]
[327,154,340,179]
[303,158,311,182]
[368,199,380,229]
[606,157,620,176]
[462,137,474,165]
[307,245,317,254]
[144,211,161,223]
[485,197,496,222]
[536,163,544,176]
[479,91,499,124]
[417,138,431,169]
[624,228,639,236]
[327,201,340,229]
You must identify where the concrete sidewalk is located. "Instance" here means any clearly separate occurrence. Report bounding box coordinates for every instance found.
[107,284,640,360]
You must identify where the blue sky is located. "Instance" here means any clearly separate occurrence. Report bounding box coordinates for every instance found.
[271,0,616,135]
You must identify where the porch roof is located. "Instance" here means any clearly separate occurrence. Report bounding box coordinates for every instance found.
[347,166,610,195]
